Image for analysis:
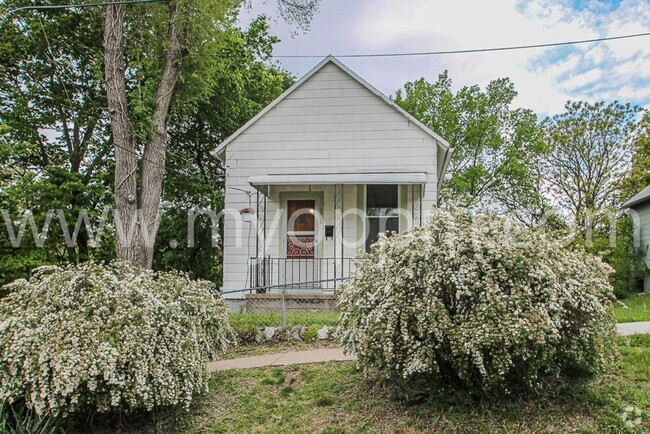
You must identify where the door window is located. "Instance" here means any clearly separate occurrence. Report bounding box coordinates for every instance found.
[287,200,316,258]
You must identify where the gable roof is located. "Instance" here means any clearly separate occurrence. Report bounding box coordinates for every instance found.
[212,55,454,183]
[622,184,650,208]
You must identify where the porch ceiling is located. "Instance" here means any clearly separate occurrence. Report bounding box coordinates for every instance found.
[248,172,427,194]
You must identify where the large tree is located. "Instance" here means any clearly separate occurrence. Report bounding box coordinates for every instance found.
[103,0,318,268]
[394,72,546,224]
[0,1,302,284]
[541,101,642,226]
[153,16,294,281]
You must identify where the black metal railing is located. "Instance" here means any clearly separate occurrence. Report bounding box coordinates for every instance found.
[249,257,354,293]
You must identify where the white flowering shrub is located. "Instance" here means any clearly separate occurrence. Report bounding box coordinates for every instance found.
[339,208,617,394]
[0,261,234,416]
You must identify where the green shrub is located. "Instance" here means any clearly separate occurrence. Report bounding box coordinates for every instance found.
[228,312,339,342]
[574,215,646,299]
[339,208,617,394]
[0,261,234,417]
[0,401,61,434]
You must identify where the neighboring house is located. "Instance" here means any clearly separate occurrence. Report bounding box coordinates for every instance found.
[213,56,453,306]
[622,184,650,292]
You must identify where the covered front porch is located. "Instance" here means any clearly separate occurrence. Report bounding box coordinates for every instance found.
[245,172,427,296]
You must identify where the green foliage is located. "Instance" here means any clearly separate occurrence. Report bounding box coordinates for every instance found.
[228,312,339,337]
[0,401,61,434]
[561,211,646,299]
[619,112,650,201]
[153,15,294,282]
[393,72,547,224]
[0,2,291,285]
[583,215,646,299]
[0,261,234,417]
[0,3,112,280]
[339,207,618,395]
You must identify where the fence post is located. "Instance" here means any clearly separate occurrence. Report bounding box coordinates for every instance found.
[281,288,287,329]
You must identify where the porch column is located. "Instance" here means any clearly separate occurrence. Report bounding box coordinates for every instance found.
[411,184,423,227]
[333,184,344,290]
[255,190,267,285]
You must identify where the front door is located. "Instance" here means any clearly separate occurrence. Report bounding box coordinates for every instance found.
[286,199,316,258]
[286,199,317,288]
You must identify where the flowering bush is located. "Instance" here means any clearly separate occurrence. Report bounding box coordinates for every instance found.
[339,208,617,394]
[0,261,234,416]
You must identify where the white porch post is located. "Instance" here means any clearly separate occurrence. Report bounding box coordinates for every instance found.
[333,184,344,290]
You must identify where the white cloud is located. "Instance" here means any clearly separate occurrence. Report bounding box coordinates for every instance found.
[351,0,594,113]
[241,0,650,115]
[561,68,602,90]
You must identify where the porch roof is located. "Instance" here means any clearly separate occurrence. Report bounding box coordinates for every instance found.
[248,172,426,194]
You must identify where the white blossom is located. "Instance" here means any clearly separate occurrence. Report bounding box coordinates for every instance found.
[0,261,234,416]
[338,207,617,393]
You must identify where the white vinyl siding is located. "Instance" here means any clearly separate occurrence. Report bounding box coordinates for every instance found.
[221,61,440,295]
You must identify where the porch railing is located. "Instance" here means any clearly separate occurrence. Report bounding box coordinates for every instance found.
[249,257,354,293]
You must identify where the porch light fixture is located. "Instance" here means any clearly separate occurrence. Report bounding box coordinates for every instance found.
[240,207,255,222]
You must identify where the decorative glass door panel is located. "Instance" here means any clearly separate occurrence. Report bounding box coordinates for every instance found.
[285,199,317,289]
[286,200,316,258]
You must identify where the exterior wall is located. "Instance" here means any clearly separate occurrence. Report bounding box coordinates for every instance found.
[221,61,440,296]
[632,202,650,292]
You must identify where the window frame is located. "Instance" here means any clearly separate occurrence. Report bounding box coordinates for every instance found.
[364,184,400,251]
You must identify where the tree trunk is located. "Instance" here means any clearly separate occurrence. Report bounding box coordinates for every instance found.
[104,0,182,268]
[104,1,140,265]
[137,0,183,268]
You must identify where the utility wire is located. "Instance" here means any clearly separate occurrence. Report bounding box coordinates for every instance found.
[11,29,650,60]
[7,0,162,14]
[272,31,650,58]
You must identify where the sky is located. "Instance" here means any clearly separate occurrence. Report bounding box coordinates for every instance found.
[239,0,650,117]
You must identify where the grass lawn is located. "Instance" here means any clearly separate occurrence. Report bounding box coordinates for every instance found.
[87,335,650,434]
[615,293,650,323]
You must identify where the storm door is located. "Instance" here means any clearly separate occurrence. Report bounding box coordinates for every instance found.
[285,199,317,288]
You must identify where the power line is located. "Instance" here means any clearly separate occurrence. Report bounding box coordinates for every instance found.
[272,31,650,58]
[11,25,649,61]
[7,0,162,14]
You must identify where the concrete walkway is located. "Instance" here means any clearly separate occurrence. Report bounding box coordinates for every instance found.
[208,348,357,372]
[209,322,650,372]
[616,321,650,336]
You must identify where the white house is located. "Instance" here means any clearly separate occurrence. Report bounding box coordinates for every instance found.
[213,56,453,307]
[622,184,650,292]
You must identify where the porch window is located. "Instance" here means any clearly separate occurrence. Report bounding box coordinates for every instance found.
[366,184,398,251]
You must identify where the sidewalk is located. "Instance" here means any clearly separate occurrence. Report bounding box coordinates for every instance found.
[616,321,650,336]
[208,347,357,372]
[209,322,650,372]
